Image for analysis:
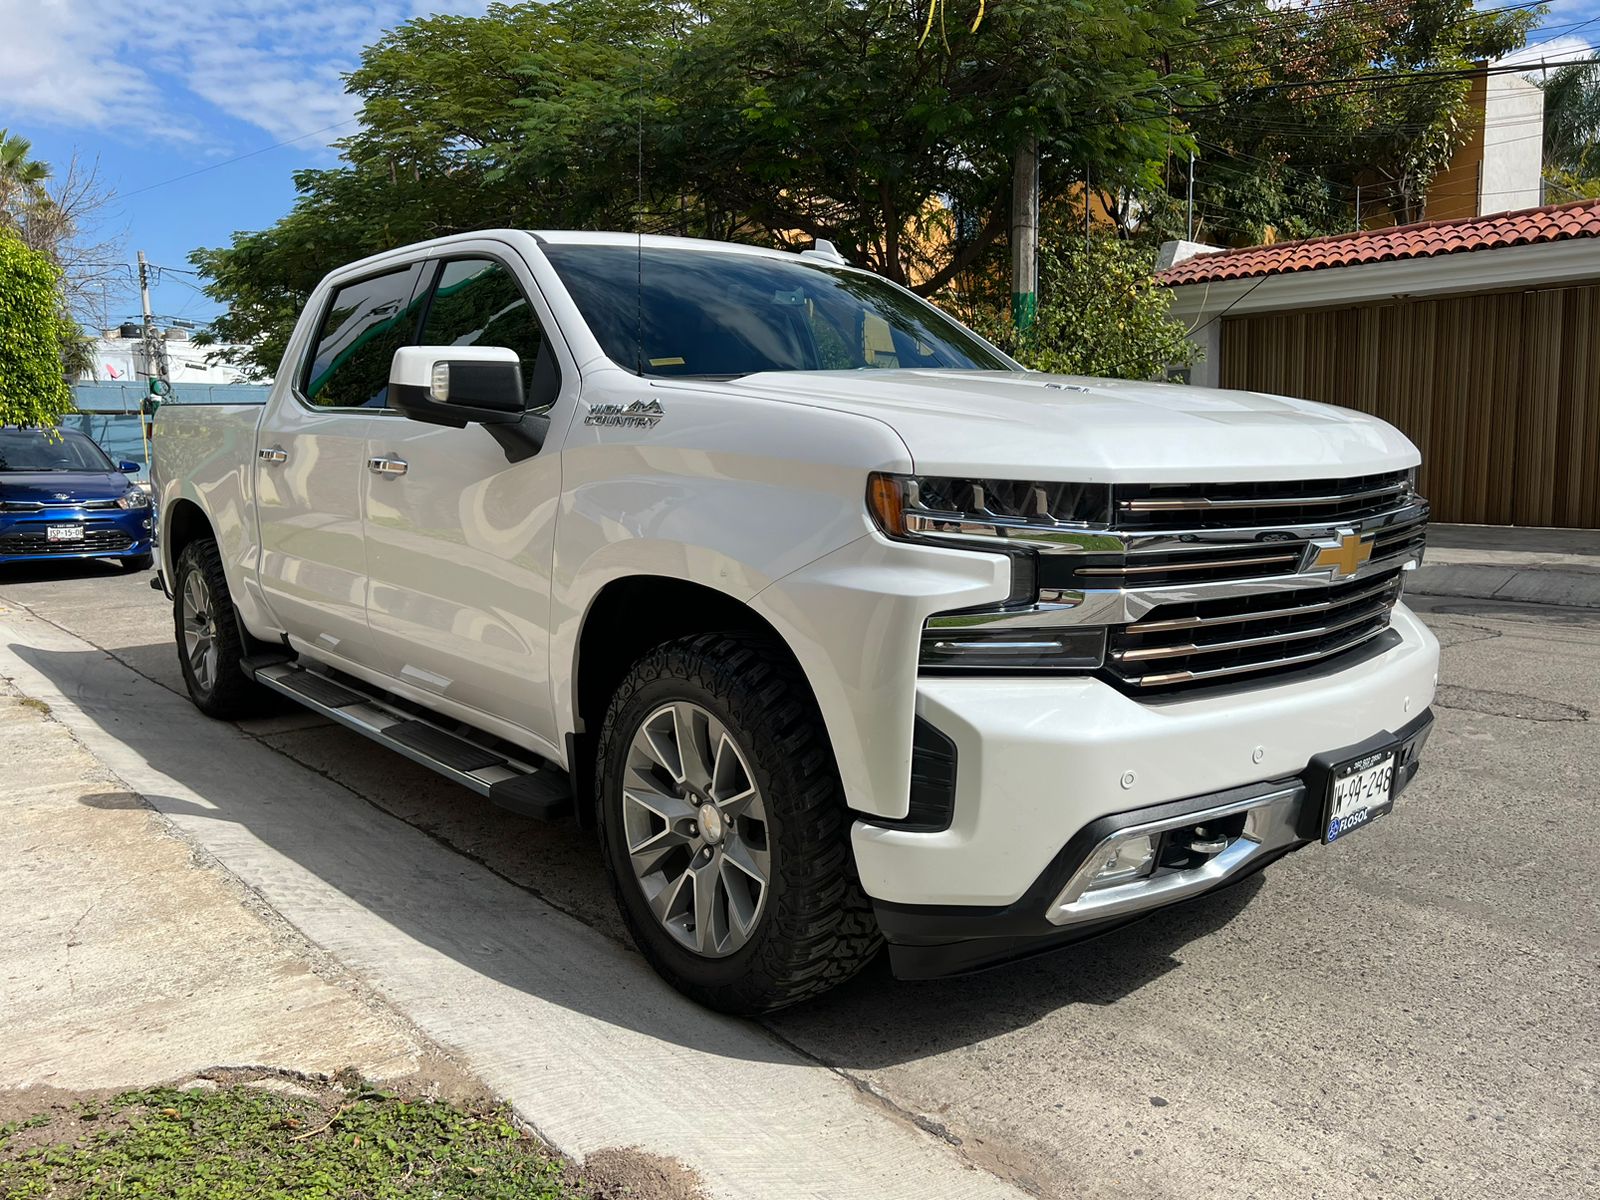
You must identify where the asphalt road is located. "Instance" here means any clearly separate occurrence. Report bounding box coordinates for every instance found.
[2,559,1595,1200]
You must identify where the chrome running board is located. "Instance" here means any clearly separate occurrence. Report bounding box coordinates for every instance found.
[247,660,573,820]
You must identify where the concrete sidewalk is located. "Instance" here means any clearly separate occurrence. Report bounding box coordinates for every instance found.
[1409,523,1600,608]
[0,605,1030,1200]
[0,683,437,1094]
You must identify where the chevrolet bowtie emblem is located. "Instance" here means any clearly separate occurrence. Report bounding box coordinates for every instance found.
[1303,530,1375,580]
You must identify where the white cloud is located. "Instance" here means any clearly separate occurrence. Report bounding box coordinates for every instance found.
[0,1,486,150]
[1498,34,1597,72]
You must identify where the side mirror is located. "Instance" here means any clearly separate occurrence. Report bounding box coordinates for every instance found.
[118,460,141,474]
[389,346,523,428]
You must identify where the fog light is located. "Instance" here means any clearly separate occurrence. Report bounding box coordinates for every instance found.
[1086,833,1156,891]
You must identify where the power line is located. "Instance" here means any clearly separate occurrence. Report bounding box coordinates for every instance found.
[117,118,359,200]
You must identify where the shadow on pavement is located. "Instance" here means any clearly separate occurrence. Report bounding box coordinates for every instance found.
[0,559,144,585]
[26,638,1264,1069]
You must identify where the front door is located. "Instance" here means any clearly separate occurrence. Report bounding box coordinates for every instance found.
[360,253,569,752]
[254,262,427,667]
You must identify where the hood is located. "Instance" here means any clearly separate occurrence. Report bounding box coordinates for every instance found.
[0,470,131,504]
[718,370,1419,482]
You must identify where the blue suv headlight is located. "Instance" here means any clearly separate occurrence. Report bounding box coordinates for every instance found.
[116,489,151,510]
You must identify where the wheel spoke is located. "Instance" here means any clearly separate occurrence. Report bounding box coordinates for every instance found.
[719,856,761,936]
[639,708,685,784]
[678,706,715,791]
[710,731,757,816]
[646,867,691,927]
[690,857,720,955]
[721,832,769,885]
[625,816,692,878]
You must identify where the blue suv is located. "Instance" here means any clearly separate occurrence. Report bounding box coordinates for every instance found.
[0,427,153,571]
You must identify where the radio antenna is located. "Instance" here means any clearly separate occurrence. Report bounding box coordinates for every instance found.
[635,61,645,376]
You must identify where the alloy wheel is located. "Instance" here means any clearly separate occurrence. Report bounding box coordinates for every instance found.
[181,571,218,693]
[622,701,771,958]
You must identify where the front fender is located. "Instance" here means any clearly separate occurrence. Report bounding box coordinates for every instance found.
[751,535,1008,819]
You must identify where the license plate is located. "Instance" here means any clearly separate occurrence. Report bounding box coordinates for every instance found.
[1323,750,1396,844]
[46,525,84,542]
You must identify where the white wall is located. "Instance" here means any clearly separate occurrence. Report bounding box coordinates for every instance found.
[82,334,258,386]
[1481,73,1545,214]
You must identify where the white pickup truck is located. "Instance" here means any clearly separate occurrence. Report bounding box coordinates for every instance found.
[153,230,1438,1012]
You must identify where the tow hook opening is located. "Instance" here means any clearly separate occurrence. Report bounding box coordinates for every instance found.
[1160,813,1249,871]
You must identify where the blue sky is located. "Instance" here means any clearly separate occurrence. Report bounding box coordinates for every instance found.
[1,1,1596,332]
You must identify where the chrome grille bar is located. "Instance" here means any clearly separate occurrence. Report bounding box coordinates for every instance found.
[1111,596,1397,663]
[1119,480,1409,512]
[1121,621,1394,688]
[1126,573,1399,634]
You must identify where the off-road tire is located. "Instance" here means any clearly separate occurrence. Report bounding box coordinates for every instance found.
[172,538,271,720]
[597,632,882,1013]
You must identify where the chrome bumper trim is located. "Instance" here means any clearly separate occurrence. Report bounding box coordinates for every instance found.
[1046,785,1304,927]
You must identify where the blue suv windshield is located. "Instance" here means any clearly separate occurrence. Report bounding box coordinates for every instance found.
[0,429,116,473]
[542,244,1015,378]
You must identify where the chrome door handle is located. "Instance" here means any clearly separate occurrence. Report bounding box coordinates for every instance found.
[367,456,408,477]
[258,447,288,464]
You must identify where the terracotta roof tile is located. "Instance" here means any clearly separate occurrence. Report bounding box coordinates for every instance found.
[1156,198,1600,286]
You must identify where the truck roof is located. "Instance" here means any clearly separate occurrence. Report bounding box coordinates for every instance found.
[329,229,837,282]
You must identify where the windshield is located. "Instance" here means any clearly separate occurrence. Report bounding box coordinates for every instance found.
[542,245,1014,377]
[0,429,117,473]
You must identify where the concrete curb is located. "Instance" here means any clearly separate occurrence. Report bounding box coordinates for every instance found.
[1409,563,1600,609]
[0,610,1029,1200]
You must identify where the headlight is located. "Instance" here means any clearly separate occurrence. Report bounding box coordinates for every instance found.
[867,473,1112,542]
[867,473,1111,674]
[116,490,151,510]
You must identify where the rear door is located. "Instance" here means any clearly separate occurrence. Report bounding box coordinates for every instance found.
[254,262,428,666]
[360,248,571,753]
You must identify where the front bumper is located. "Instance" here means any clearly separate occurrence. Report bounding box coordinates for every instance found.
[852,602,1440,978]
[0,507,154,564]
[873,709,1432,978]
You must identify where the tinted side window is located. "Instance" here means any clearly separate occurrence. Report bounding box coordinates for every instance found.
[419,258,559,411]
[302,264,427,409]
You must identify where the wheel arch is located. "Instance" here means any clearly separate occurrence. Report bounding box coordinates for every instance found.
[160,497,214,579]
[567,575,825,827]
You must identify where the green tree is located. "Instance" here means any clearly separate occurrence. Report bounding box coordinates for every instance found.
[0,233,75,426]
[1542,60,1600,180]
[193,0,1205,376]
[1158,0,1536,244]
[661,0,1202,288]
[965,233,1195,380]
[0,128,51,215]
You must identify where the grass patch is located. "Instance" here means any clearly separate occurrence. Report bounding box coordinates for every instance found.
[0,1081,582,1199]
[15,696,50,715]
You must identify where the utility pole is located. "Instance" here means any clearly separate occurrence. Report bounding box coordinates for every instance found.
[1011,135,1039,334]
[136,251,166,465]
[1355,184,1363,231]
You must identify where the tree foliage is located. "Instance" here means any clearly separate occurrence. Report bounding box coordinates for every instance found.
[194,0,1205,376]
[966,232,1195,380]
[2,130,123,324]
[191,0,1541,376]
[1543,60,1600,180]
[0,233,75,427]
[1155,0,1536,244]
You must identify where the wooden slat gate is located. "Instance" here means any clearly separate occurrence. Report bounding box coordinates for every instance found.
[1220,283,1600,527]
